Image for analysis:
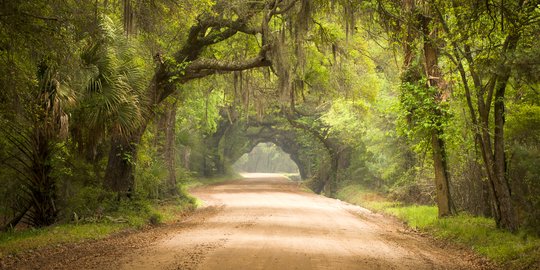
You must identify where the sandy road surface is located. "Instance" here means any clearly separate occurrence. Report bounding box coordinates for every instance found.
[2,173,492,270]
[118,173,485,270]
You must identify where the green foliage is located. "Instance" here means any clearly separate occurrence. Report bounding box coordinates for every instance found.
[398,81,451,150]
[506,105,540,144]
[108,199,160,228]
[62,186,116,222]
[385,205,439,229]
[506,104,540,234]
[178,80,226,134]
[336,184,397,211]
[509,144,540,234]
[321,99,366,146]
[76,15,151,139]
[135,131,169,199]
[434,216,540,264]
[165,57,191,81]
[136,151,168,200]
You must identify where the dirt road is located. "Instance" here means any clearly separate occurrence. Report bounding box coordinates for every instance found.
[119,173,487,270]
[3,173,493,269]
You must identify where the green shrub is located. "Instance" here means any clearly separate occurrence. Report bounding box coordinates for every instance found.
[385,205,438,229]
[148,213,162,225]
[63,186,116,222]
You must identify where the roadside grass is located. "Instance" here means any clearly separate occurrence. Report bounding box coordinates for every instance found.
[281,173,302,181]
[184,173,240,189]
[0,175,230,259]
[0,223,126,257]
[336,184,540,269]
[0,197,198,258]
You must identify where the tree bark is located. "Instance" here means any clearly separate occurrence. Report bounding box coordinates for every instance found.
[284,111,351,195]
[473,34,519,231]
[431,130,453,216]
[421,14,454,217]
[203,119,231,177]
[164,99,178,195]
[103,127,145,197]
[318,139,351,196]
[154,98,179,196]
[180,146,191,170]
[491,34,519,231]
[104,46,271,192]
[271,133,312,179]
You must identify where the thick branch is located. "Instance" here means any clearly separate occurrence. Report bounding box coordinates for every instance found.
[201,17,261,35]
[271,0,299,15]
[186,45,272,73]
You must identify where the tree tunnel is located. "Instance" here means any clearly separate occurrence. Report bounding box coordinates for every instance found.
[199,117,320,181]
[199,114,352,195]
[232,142,300,180]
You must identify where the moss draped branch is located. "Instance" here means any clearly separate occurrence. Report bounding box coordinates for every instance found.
[185,44,272,73]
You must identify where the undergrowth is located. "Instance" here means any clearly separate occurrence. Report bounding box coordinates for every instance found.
[184,173,240,189]
[0,223,125,257]
[336,184,540,269]
[0,182,202,258]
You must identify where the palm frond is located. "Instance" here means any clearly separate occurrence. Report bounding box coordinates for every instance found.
[74,14,151,148]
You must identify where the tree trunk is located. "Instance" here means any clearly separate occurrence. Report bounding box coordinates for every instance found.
[215,152,226,175]
[422,13,454,217]
[102,62,168,196]
[103,128,144,197]
[438,4,523,229]
[491,41,518,231]
[431,130,453,216]
[26,129,58,227]
[321,154,339,195]
[203,119,231,177]
[184,147,191,169]
[474,34,519,231]
[271,133,311,179]
[289,152,309,179]
[321,141,351,196]
[164,100,178,196]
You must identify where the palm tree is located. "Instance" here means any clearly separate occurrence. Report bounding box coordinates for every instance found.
[72,15,150,196]
[1,62,75,228]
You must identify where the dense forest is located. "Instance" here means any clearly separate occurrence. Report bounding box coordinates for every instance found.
[0,0,539,246]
